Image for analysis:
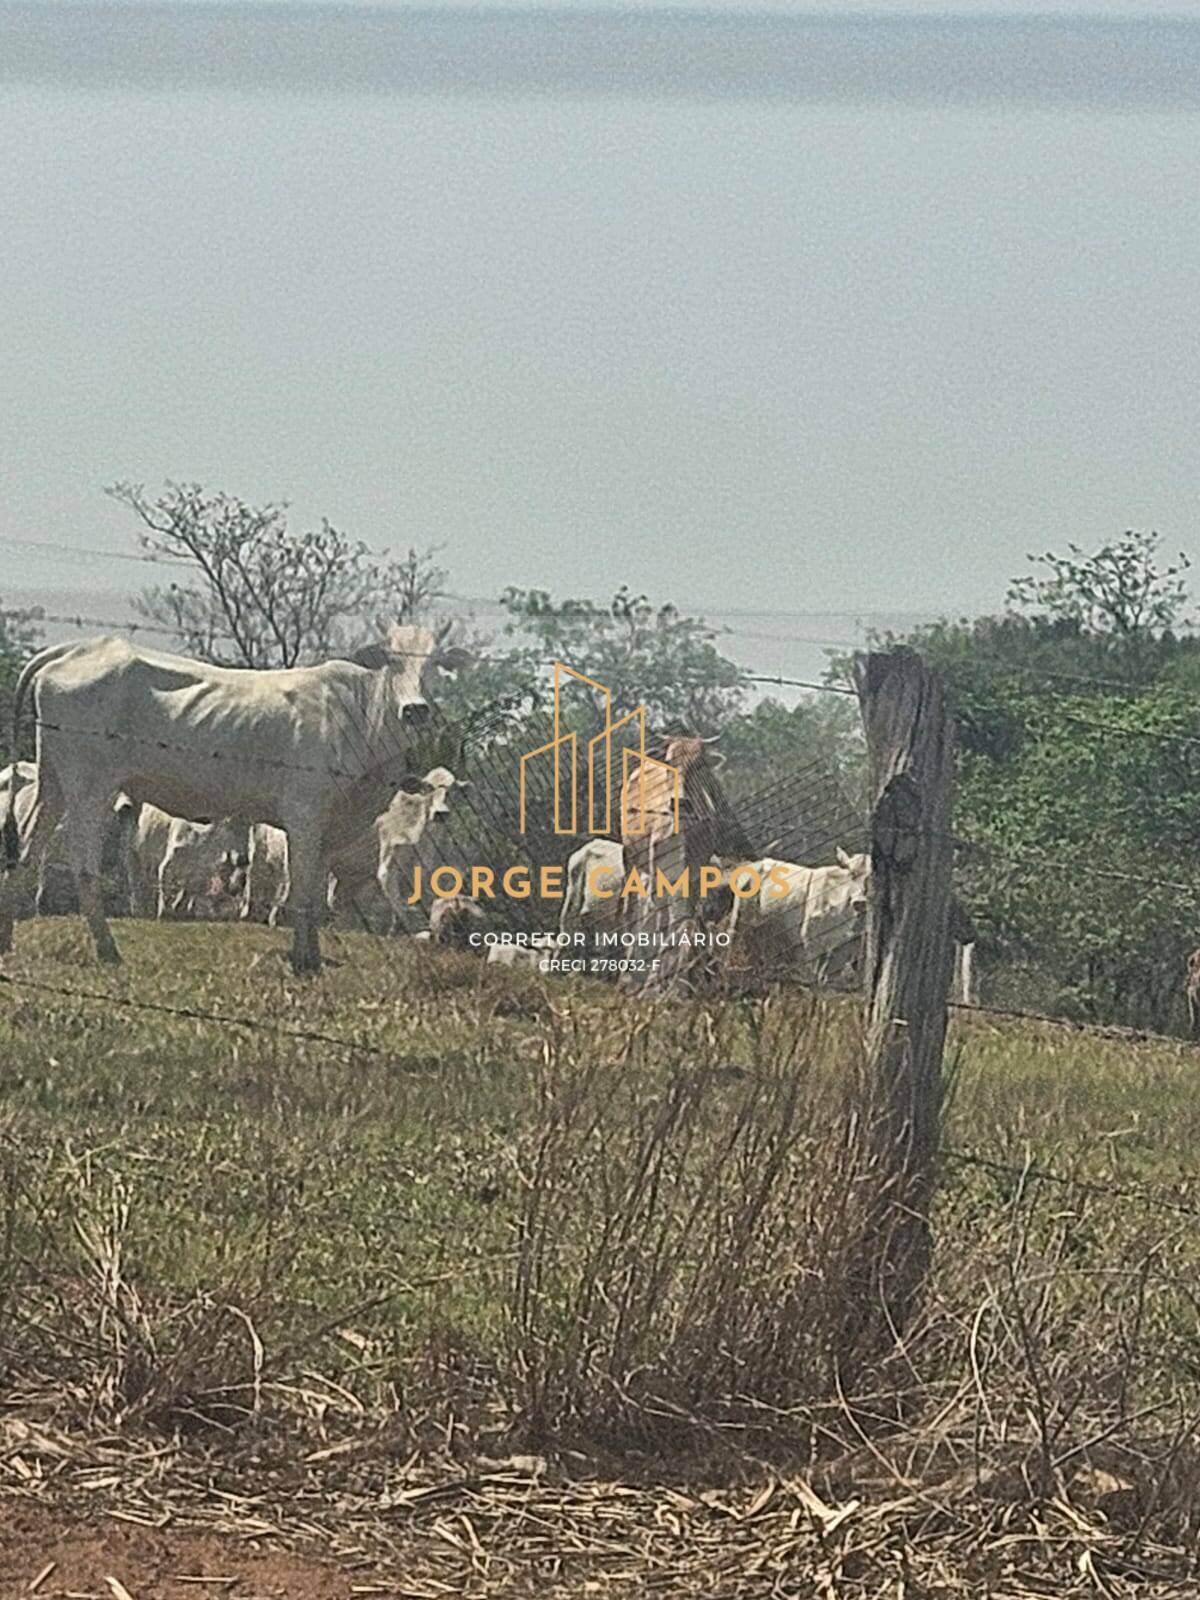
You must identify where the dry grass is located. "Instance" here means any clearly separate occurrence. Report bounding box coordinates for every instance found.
[4,920,1200,1593]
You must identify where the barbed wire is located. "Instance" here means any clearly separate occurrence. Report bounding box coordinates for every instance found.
[944,1146,1200,1220]
[3,965,1199,1220]
[15,607,1200,723]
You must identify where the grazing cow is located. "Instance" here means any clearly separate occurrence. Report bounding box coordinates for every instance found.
[729,850,979,1000]
[428,894,486,949]
[560,837,624,946]
[728,850,871,984]
[124,801,250,920]
[0,626,459,973]
[1187,950,1200,1041]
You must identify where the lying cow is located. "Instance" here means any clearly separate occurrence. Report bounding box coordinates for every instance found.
[486,932,557,970]
[1,626,459,972]
[428,894,486,949]
[124,801,250,920]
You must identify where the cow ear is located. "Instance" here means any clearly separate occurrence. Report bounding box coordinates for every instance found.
[345,642,390,669]
[436,645,472,675]
[836,847,852,868]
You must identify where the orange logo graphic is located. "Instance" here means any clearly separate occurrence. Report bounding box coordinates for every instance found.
[518,662,680,837]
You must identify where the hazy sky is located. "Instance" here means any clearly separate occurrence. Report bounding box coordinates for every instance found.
[3,4,1199,682]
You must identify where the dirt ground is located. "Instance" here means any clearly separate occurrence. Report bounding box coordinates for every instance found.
[0,1502,391,1600]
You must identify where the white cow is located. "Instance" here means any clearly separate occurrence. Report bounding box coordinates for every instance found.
[486,932,558,970]
[728,849,871,984]
[125,802,249,920]
[559,837,624,946]
[240,821,290,927]
[729,849,978,1002]
[337,765,469,927]
[0,626,459,973]
[1,762,65,915]
[2,763,133,917]
[242,766,469,931]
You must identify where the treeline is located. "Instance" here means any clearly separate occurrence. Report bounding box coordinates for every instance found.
[871,534,1200,1030]
[3,488,1196,1031]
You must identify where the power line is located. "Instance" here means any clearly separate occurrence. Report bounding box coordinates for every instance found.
[5,533,953,626]
[2,535,190,568]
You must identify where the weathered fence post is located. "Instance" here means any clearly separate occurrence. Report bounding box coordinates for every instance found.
[853,648,955,1329]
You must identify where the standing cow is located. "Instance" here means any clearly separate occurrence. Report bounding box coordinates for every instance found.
[0,625,460,973]
[124,801,250,920]
[2,763,133,918]
[337,765,469,928]
[618,734,748,992]
[241,766,469,932]
[560,836,624,951]
[729,850,978,1002]
[727,850,870,984]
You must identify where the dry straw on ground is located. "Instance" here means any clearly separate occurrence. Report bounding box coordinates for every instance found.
[5,928,1200,1594]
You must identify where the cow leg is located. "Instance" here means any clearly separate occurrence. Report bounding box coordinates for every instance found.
[156,855,174,919]
[64,797,121,965]
[956,941,977,1007]
[33,854,51,917]
[0,778,65,952]
[285,827,323,975]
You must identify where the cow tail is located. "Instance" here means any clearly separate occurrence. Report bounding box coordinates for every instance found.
[0,794,16,874]
[3,644,69,873]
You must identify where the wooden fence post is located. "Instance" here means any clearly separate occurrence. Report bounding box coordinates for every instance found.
[853,648,955,1328]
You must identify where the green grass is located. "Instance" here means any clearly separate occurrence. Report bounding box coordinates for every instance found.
[4,915,1200,1486]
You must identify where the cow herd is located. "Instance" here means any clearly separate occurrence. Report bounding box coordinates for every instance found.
[0,627,977,1001]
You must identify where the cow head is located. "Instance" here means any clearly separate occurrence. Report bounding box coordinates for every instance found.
[836,847,871,909]
[428,893,487,949]
[419,765,468,828]
[377,767,470,912]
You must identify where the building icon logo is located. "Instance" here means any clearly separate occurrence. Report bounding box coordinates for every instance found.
[518,662,681,837]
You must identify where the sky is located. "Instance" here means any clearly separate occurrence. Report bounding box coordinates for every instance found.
[2,3,1199,685]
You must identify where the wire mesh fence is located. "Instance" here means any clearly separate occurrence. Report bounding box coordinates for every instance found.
[4,619,1200,1042]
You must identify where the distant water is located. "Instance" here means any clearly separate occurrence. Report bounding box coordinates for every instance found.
[2,6,1199,110]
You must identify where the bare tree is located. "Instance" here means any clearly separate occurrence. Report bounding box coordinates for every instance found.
[109,480,447,668]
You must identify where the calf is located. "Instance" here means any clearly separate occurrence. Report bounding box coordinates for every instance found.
[428,894,486,950]
[126,803,250,920]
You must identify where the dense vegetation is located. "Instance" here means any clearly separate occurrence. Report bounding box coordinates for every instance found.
[869,534,1200,1029]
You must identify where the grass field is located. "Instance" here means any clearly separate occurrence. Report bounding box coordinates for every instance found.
[3,918,1200,1594]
